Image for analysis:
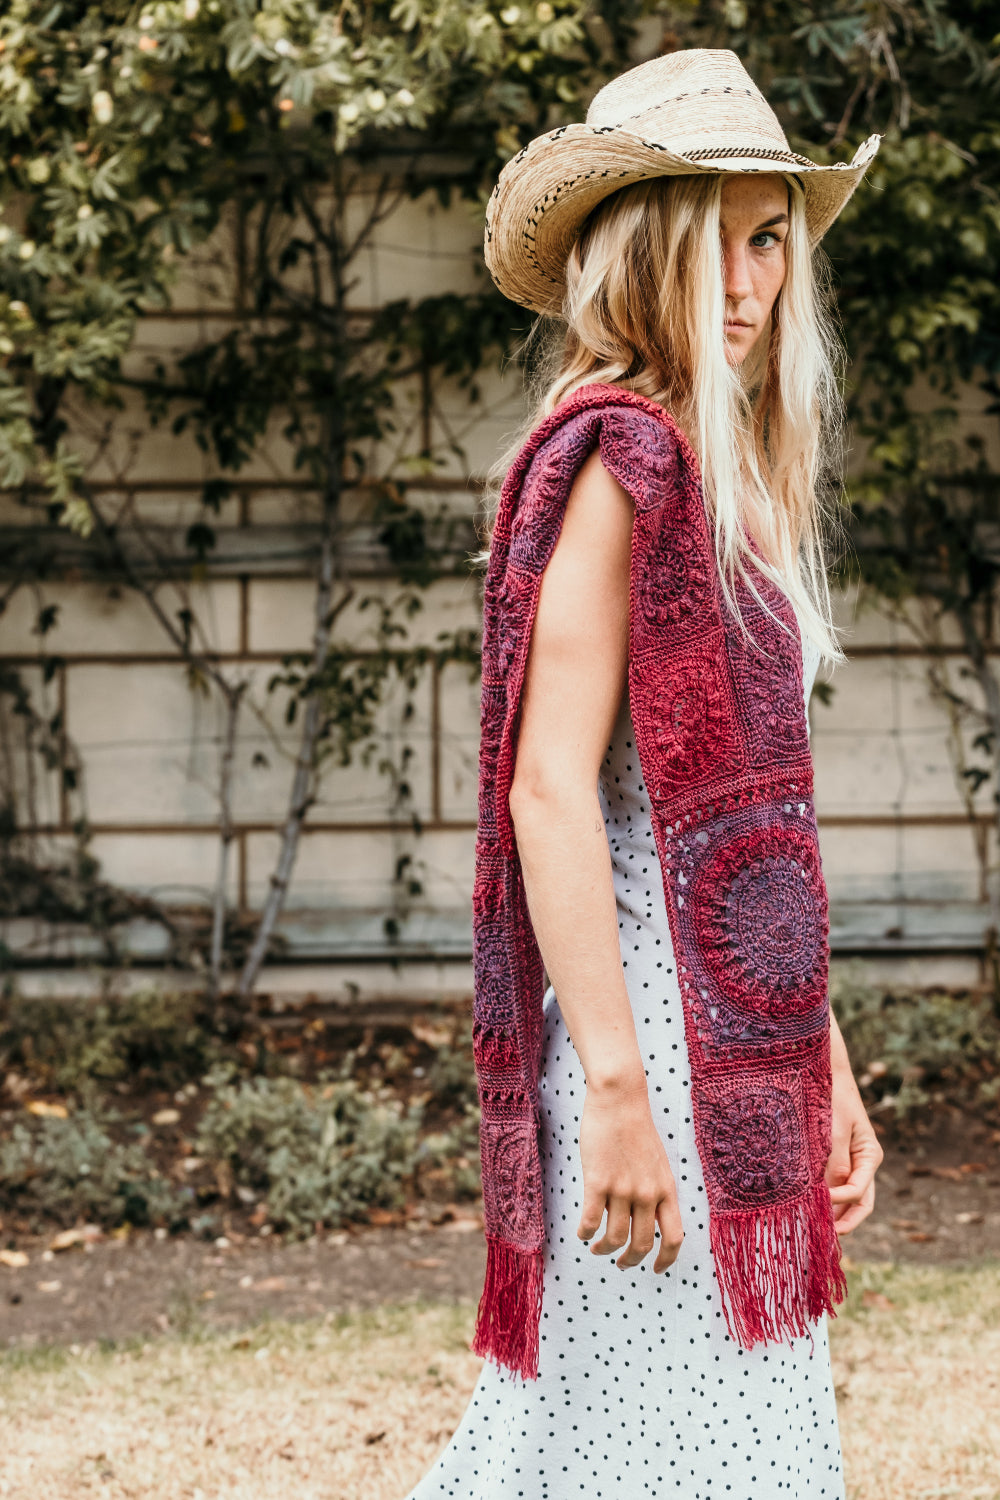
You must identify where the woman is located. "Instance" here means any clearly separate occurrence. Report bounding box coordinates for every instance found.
[405,47,883,1500]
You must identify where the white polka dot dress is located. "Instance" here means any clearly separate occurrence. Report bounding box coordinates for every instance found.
[404,617,845,1500]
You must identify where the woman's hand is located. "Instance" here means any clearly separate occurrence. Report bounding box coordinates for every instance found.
[825,1016,884,1235]
[577,1078,684,1273]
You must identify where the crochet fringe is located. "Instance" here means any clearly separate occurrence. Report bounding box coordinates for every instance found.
[710,1177,848,1354]
[471,1238,546,1381]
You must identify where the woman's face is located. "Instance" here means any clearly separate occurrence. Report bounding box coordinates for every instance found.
[718,172,789,367]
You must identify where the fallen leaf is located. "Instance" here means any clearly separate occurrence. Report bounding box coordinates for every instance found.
[37,1279,62,1293]
[4,1072,31,1100]
[955,1211,985,1225]
[252,1277,287,1293]
[930,1166,964,1182]
[442,1217,483,1233]
[411,1020,455,1049]
[152,1108,181,1127]
[50,1224,102,1252]
[0,1250,28,1269]
[406,1257,444,1269]
[26,1100,68,1118]
[906,1164,932,1177]
[367,1208,399,1226]
[861,1290,895,1310]
[960,1162,988,1174]
[889,1218,921,1231]
[907,1232,937,1243]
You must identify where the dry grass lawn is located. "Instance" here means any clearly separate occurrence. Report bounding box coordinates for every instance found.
[0,1260,996,1500]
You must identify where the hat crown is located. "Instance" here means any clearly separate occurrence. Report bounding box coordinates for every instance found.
[585,48,793,161]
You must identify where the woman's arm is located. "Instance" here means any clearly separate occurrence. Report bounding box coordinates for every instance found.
[507,446,684,1275]
[826,1006,883,1233]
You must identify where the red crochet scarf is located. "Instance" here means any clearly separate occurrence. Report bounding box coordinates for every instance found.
[471,382,847,1381]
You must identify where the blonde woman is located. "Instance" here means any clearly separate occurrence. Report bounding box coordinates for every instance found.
[404,48,883,1500]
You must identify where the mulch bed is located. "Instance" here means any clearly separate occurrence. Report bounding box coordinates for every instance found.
[1,1108,998,1350]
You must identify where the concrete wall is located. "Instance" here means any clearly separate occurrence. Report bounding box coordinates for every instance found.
[1,183,996,1002]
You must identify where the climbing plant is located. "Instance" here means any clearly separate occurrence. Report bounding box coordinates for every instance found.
[0,0,654,996]
[1,1,999,991]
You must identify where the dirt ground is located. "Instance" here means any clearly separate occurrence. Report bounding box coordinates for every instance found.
[2,1111,998,1349]
[0,1268,997,1500]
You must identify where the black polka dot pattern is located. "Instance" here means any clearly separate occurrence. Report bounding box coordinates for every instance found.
[404,620,838,1498]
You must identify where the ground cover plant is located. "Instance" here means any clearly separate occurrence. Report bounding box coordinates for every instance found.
[0,987,482,1239]
[0,966,997,1243]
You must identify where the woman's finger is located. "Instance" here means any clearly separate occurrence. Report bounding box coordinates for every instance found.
[832,1178,876,1234]
[615,1201,657,1270]
[829,1168,877,1204]
[653,1197,684,1273]
[590,1196,631,1257]
[577,1189,609,1244]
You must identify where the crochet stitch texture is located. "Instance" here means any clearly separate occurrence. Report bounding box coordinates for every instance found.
[472,382,847,1381]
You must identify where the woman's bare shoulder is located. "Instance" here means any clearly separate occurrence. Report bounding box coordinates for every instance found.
[561,445,634,549]
[510,448,634,794]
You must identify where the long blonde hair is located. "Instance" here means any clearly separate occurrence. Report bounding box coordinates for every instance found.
[473,171,849,666]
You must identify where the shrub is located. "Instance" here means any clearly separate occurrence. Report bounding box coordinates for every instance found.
[416,1102,482,1201]
[425,1039,479,1111]
[0,989,224,1096]
[831,961,1000,1124]
[194,1065,425,1235]
[0,1102,183,1231]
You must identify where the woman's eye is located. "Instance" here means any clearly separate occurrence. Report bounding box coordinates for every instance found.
[751,231,778,249]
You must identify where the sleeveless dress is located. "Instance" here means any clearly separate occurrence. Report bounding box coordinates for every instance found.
[404,610,846,1500]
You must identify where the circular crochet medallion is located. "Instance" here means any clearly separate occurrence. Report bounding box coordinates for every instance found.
[489,1123,541,1241]
[638,523,714,632]
[703,1083,805,1206]
[691,824,827,1020]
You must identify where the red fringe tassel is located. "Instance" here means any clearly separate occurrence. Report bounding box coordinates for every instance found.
[710,1176,849,1354]
[470,1238,545,1382]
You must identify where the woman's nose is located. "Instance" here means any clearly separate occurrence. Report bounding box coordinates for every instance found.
[723,240,753,303]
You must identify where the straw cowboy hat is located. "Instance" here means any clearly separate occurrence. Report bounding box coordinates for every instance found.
[484,48,881,314]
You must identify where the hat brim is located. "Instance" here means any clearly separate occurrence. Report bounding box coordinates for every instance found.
[484,122,880,314]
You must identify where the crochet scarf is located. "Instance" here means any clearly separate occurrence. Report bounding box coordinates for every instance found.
[471,382,848,1382]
